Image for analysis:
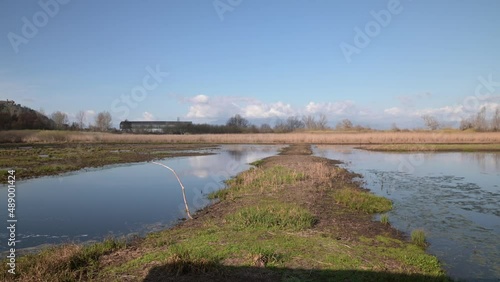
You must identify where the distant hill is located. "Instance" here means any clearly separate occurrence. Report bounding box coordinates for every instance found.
[0,100,54,130]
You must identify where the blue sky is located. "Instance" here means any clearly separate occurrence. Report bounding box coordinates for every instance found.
[1,0,499,128]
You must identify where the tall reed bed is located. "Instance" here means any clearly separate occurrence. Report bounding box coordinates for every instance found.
[2,130,500,144]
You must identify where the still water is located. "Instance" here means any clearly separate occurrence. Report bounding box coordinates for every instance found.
[0,145,284,253]
[313,145,500,282]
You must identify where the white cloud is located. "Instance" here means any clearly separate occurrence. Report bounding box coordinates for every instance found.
[242,102,294,118]
[189,94,209,104]
[187,104,221,118]
[141,111,155,121]
[305,101,357,115]
[384,101,500,124]
[384,107,403,116]
[184,94,362,122]
[181,93,500,128]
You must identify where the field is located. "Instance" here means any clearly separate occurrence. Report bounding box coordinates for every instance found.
[1,129,500,144]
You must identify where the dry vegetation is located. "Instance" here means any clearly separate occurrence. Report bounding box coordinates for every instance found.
[1,130,499,144]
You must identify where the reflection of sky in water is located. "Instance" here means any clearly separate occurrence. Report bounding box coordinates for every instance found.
[313,145,500,281]
[0,145,284,253]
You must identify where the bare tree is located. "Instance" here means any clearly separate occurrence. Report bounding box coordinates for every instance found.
[273,119,287,133]
[51,111,68,129]
[94,111,112,131]
[317,113,328,130]
[391,123,400,132]
[76,111,86,130]
[226,114,249,128]
[421,115,440,130]
[492,107,500,131]
[336,119,353,130]
[459,118,474,130]
[302,115,317,130]
[474,106,488,131]
[259,123,273,133]
[286,116,305,132]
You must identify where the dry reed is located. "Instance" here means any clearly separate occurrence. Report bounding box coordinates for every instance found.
[1,130,500,144]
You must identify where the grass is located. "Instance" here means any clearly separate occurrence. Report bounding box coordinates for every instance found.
[359,236,443,276]
[334,187,393,214]
[380,214,390,225]
[249,159,265,167]
[227,203,316,231]
[162,245,220,276]
[1,238,125,282]
[208,165,306,200]
[1,129,500,144]
[3,146,450,281]
[118,222,448,281]
[0,143,213,182]
[411,229,427,248]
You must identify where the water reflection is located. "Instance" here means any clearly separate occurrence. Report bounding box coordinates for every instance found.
[461,152,500,175]
[0,145,284,253]
[313,145,500,282]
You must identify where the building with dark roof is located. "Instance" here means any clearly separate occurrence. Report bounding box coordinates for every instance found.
[119,120,192,134]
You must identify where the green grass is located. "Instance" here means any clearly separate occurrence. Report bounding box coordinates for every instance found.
[1,238,125,281]
[162,244,221,275]
[227,203,316,231]
[380,214,390,225]
[69,238,125,271]
[207,188,230,200]
[359,236,444,277]
[208,165,306,200]
[6,151,450,281]
[107,222,448,281]
[249,159,265,167]
[103,155,448,281]
[411,229,427,248]
[334,188,393,213]
[0,143,213,182]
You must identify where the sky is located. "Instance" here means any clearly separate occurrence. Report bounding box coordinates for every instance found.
[1,0,499,129]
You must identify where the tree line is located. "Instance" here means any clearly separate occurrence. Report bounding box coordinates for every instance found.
[152,114,371,134]
[0,100,113,132]
[51,111,113,132]
[4,99,498,133]
[0,101,54,130]
[419,106,500,132]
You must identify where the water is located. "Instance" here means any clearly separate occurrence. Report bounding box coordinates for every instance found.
[0,144,284,253]
[313,145,500,282]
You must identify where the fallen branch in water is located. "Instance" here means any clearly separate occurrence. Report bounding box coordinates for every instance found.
[151,161,193,220]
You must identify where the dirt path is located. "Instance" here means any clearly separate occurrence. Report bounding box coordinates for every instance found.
[3,144,449,282]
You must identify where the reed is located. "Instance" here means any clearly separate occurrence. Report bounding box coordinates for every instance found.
[2,130,500,144]
[411,229,427,248]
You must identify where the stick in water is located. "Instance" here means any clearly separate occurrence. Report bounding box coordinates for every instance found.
[151,161,193,220]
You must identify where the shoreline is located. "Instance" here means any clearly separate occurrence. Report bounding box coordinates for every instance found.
[2,144,451,281]
[2,140,499,182]
[0,143,216,183]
